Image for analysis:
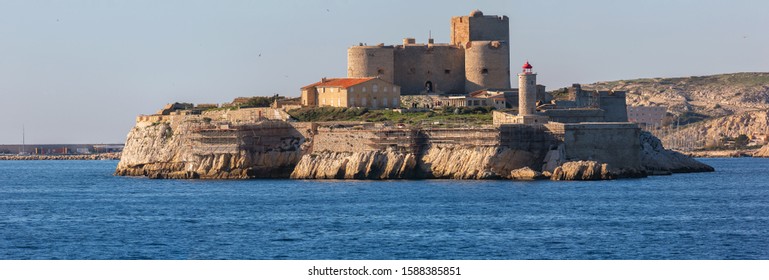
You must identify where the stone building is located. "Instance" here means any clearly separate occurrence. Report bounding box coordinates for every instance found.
[627,105,667,127]
[347,10,510,95]
[300,77,400,109]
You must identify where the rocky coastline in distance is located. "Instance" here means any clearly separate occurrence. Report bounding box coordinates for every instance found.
[0,152,121,160]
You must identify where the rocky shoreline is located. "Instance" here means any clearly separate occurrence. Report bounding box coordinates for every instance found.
[0,152,121,160]
[682,148,769,158]
[114,110,714,181]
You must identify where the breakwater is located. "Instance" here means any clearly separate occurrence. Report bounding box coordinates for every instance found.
[0,153,121,160]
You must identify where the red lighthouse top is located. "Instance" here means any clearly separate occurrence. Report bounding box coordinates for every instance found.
[522,61,533,74]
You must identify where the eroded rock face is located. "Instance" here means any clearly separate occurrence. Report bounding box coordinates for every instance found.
[639,131,715,173]
[290,150,417,179]
[550,160,646,181]
[115,121,304,179]
[418,145,541,179]
[291,145,542,180]
[510,167,545,180]
[116,116,713,180]
[754,144,769,157]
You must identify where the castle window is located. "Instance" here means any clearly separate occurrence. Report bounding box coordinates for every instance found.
[481,68,488,75]
[373,84,378,93]
[350,87,354,93]
[384,86,388,92]
[362,87,367,92]
[444,69,451,74]
[393,86,397,93]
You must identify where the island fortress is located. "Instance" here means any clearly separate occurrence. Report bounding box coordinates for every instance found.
[115,9,713,180]
[347,9,510,94]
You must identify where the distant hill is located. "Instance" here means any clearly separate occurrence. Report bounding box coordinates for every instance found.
[583,72,769,117]
[579,73,769,151]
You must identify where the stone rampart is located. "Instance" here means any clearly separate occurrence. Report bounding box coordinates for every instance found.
[549,122,642,170]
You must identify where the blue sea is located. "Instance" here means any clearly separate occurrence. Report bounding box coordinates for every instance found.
[0,158,767,260]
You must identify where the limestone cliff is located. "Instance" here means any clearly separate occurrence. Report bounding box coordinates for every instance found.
[117,109,712,180]
[585,73,769,117]
[754,144,769,157]
[582,73,769,151]
[115,109,307,179]
[658,110,768,150]
[418,145,541,179]
[289,145,543,180]
[639,131,715,174]
[290,150,417,179]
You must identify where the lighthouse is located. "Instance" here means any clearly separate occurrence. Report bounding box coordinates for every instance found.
[518,61,536,116]
[512,61,548,125]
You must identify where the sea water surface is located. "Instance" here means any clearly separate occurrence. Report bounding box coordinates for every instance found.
[0,158,768,259]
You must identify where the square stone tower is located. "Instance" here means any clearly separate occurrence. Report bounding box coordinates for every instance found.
[450,10,509,45]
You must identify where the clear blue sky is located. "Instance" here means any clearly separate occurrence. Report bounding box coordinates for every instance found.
[1,0,767,144]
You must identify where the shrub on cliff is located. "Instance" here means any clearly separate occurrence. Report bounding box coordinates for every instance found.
[287,107,369,121]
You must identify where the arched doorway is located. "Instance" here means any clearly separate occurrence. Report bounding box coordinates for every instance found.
[425,81,433,93]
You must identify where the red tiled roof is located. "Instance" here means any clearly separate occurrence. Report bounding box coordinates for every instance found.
[469,90,504,99]
[301,77,376,89]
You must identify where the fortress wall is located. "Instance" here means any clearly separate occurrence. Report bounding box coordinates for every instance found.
[202,108,291,123]
[543,109,606,123]
[312,127,381,153]
[421,127,499,147]
[556,122,641,169]
[599,93,629,122]
[347,46,395,83]
[393,45,465,94]
[498,124,554,151]
[464,41,510,92]
[312,126,418,154]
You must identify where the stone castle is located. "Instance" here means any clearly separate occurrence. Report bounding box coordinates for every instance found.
[114,9,714,181]
[347,10,510,95]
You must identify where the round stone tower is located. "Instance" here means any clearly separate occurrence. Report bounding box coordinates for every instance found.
[464,40,510,93]
[347,46,395,83]
[518,61,536,115]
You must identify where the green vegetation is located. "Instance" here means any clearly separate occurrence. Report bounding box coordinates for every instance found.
[238,96,284,107]
[287,107,494,126]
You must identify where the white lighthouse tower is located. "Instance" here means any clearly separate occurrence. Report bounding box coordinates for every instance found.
[514,61,549,125]
[518,61,536,116]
